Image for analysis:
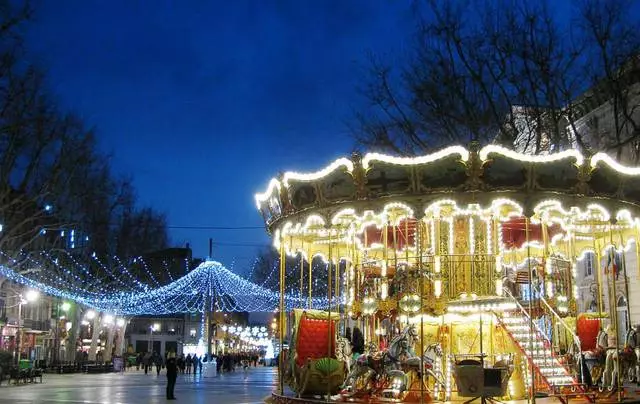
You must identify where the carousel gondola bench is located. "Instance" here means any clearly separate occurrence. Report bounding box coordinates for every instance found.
[289,309,344,397]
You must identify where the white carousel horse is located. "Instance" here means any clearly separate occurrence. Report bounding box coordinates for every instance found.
[403,342,446,389]
[580,328,607,385]
[601,326,638,389]
[621,327,638,383]
[342,325,418,393]
[335,336,353,374]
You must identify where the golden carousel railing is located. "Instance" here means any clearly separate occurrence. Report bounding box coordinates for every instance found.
[442,254,496,299]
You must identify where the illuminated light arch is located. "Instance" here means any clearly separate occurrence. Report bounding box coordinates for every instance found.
[0,260,333,315]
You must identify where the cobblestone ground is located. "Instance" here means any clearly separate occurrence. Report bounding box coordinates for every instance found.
[0,366,277,404]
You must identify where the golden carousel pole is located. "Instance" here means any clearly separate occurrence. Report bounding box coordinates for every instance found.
[327,233,333,402]
[608,223,622,401]
[300,241,304,310]
[418,218,425,404]
[636,224,640,279]
[618,229,632,340]
[308,245,313,310]
[525,216,536,404]
[278,232,286,396]
[592,232,605,317]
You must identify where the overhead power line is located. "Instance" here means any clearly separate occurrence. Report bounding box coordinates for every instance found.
[166,225,264,230]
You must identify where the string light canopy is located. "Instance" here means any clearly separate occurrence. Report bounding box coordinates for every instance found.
[0,258,332,315]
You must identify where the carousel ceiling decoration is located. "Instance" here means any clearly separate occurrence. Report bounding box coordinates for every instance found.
[256,144,640,236]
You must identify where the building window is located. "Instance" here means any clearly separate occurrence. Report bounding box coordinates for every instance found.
[190,329,196,337]
[585,252,595,277]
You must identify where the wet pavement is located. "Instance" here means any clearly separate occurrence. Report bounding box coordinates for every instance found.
[0,366,277,404]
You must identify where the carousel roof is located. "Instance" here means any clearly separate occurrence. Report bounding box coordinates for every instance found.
[255,144,640,233]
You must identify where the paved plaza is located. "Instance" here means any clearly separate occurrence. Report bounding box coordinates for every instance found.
[0,367,277,404]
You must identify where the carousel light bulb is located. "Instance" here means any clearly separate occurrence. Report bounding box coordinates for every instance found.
[434,280,442,298]
[381,282,388,300]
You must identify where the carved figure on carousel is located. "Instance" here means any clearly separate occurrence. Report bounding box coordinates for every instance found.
[621,324,638,384]
[602,325,619,389]
[581,326,608,385]
[342,325,420,396]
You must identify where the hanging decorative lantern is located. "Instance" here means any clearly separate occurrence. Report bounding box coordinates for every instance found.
[363,296,377,315]
[399,294,421,313]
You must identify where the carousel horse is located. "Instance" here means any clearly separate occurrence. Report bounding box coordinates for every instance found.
[580,327,608,385]
[335,336,353,374]
[403,342,446,389]
[621,326,638,383]
[342,325,419,394]
[599,325,639,388]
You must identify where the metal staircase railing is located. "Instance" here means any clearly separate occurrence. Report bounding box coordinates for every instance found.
[499,288,580,392]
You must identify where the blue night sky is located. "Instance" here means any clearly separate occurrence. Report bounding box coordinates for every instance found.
[24,1,415,271]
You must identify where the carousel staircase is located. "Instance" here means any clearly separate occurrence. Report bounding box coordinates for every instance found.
[497,292,581,392]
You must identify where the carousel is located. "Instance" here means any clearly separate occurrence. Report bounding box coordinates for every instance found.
[255,143,640,403]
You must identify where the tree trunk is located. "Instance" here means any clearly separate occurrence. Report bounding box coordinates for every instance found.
[88,315,101,361]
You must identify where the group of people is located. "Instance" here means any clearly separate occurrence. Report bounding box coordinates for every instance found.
[130,352,204,376]
[215,353,260,373]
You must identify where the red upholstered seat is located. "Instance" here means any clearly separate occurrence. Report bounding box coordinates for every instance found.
[295,315,336,367]
[577,315,601,351]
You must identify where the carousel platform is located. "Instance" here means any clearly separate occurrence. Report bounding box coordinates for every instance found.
[267,387,640,404]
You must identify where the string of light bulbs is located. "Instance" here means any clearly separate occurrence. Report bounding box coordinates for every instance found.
[0,258,335,314]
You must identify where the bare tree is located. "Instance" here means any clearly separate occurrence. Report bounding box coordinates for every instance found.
[250,246,331,297]
[0,1,169,263]
[353,0,640,158]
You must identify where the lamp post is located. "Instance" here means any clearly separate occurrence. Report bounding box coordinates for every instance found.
[15,290,39,365]
[149,323,159,352]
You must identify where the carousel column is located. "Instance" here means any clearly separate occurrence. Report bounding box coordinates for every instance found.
[418,217,425,404]
[617,229,632,336]
[433,213,443,300]
[525,215,536,403]
[307,246,313,310]
[608,224,622,400]
[88,313,101,361]
[278,232,286,396]
[492,216,503,296]
[592,234,605,316]
[327,235,334,402]
[300,246,305,309]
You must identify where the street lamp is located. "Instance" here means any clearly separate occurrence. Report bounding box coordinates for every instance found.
[15,290,39,364]
[149,323,160,352]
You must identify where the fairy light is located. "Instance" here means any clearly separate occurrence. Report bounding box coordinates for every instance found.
[362,145,470,169]
[0,259,333,315]
[434,280,442,298]
[479,144,584,166]
[283,157,354,187]
[446,355,452,399]
[591,152,640,175]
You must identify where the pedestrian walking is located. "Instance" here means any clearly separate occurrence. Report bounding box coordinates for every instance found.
[166,352,177,400]
[185,354,192,374]
[143,352,152,375]
[154,352,163,376]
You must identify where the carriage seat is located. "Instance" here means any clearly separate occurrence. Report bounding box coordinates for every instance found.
[295,314,336,367]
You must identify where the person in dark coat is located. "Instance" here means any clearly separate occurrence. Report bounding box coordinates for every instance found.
[166,352,177,400]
